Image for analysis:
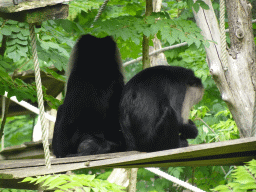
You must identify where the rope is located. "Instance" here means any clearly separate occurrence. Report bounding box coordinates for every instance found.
[1,96,5,150]
[90,0,110,28]
[29,24,51,168]
[252,93,256,136]
[219,0,228,71]
[146,168,206,192]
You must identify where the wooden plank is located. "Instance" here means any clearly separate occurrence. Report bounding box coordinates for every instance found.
[0,0,70,12]
[0,0,24,8]
[87,137,256,168]
[0,3,69,23]
[0,140,52,160]
[0,140,45,153]
[0,161,87,179]
[0,152,141,179]
[0,151,140,170]
[2,154,253,179]
[0,138,255,179]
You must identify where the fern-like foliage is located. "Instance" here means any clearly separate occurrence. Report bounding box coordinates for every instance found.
[22,174,125,192]
[211,159,256,192]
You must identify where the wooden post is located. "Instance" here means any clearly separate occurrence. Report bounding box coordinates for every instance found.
[142,0,153,69]
[128,168,138,192]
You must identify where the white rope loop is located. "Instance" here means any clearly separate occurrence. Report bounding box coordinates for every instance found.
[220,0,228,71]
[29,24,51,168]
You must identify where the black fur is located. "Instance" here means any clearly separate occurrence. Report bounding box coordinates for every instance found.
[119,66,203,152]
[52,34,125,158]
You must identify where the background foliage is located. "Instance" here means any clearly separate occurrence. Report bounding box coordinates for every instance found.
[22,174,124,192]
[212,160,256,192]
[0,0,256,191]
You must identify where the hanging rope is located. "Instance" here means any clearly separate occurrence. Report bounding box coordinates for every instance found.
[219,0,228,71]
[29,24,51,168]
[251,96,256,136]
[90,0,110,28]
[1,96,5,150]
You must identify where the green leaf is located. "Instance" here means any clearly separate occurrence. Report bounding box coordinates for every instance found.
[41,35,52,41]
[83,187,91,192]
[21,177,34,183]
[187,0,193,9]
[46,42,60,49]
[1,27,12,35]
[17,48,28,57]
[6,20,18,25]
[35,175,52,185]
[7,38,28,46]
[16,33,28,40]
[92,188,99,192]
[193,2,200,13]
[7,51,21,62]
[0,60,11,69]
[6,45,17,53]
[18,22,27,27]
[40,41,50,50]
[42,67,66,81]
[9,25,20,33]
[60,19,75,33]
[42,176,63,187]
[20,28,30,36]
[198,0,210,10]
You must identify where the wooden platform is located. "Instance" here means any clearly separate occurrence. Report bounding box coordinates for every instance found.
[1,137,256,180]
[0,140,53,160]
[0,137,255,189]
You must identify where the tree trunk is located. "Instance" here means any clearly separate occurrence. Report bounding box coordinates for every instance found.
[142,0,153,69]
[149,0,168,66]
[193,0,256,137]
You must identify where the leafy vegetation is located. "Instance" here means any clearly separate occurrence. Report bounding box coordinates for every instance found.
[212,159,256,192]
[0,0,255,191]
[2,115,35,147]
[21,174,125,192]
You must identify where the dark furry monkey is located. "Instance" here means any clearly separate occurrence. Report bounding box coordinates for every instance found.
[53,34,125,158]
[119,66,204,152]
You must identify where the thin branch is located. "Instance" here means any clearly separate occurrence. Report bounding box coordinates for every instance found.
[123,42,188,67]
[194,117,217,135]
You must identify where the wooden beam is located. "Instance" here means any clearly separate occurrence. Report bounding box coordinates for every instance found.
[0,137,255,180]
[0,3,69,23]
[0,140,53,160]
[0,0,70,12]
[86,137,256,168]
[0,0,24,8]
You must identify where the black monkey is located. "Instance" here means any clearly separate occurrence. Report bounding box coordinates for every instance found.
[52,34,125,158]
[119,66,204,152]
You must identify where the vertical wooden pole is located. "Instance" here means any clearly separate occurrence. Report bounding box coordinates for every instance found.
[128,168,138,192]
[142,0,153,69]
[150,0,168,66]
